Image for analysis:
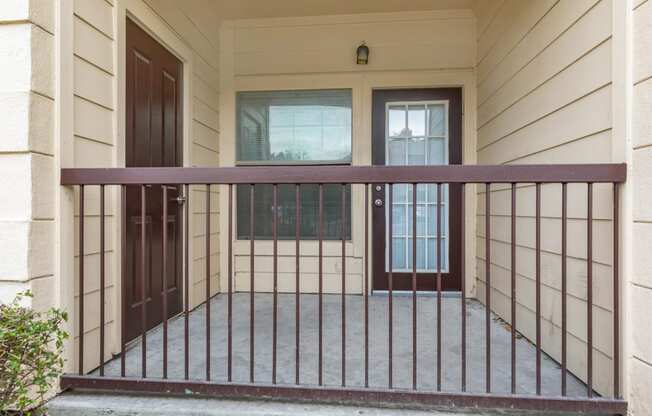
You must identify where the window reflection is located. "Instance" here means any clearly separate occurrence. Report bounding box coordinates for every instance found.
[237,90,352,164]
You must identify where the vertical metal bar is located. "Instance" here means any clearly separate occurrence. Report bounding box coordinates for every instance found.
[412,183,417,391]
[388,183,394,389]
[318,184,324,386]
[228,184,233,382]
[613,183,620,399]
[511,183,516,394]
[184,184,190,380]
[250,184,255,383]
[460,183,466,392]
[140,185,147,378]
[78,185,85,376]
[561,183,568,396]
[162,186,168,379]
[437,183,442,392]
[341,183,347,387]
[99,185,105,377]
[485,183,491,393]
[364,184,369,388]
[295,184,301,385]
[272,184,278,385]
[121,185,127,378]
[205,184,211,381]
[587,182,593,397]
[536,183,542,395]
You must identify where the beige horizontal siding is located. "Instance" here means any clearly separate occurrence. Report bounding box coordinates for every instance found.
[474,0,615,397]
[74,96,114,145]
[477,0,602,105]
[476,0,557,85]
[74,16,113,74]
[631,0,652,414]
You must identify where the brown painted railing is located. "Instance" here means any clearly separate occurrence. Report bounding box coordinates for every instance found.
[60,164,627,415]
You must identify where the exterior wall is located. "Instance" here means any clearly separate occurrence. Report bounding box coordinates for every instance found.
[630,0,652,414]
[473,0,617,396]
[0,1,55,311]
[68,0,220,373]
[218,10,478,296]
[71,0,116,372]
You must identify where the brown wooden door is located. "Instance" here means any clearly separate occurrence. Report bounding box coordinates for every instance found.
[124,18,183,342]
[372,88,462,292]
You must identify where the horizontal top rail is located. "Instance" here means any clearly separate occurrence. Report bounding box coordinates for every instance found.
[60,164,626,185]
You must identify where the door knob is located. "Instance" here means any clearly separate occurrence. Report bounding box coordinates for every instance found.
[374,198,383,207]
[174,196,187,205]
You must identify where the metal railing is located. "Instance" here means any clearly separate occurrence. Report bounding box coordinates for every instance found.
[60,164,627,414]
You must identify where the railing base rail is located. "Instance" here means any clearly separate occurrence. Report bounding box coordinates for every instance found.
[60,375,627,415]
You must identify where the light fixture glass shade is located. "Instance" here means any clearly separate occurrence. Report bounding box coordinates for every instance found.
[356,42,369,65]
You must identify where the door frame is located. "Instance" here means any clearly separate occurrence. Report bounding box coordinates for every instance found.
[371,88,463,292]
[115,1,194,350]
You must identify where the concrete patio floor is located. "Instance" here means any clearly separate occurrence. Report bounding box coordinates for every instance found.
[100,293,588,397]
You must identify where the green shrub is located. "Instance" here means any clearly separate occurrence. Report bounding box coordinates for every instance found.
[0,291,68,415]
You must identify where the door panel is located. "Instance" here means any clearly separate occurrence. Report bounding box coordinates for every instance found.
[125,18,183,342]
[372,88,462,292]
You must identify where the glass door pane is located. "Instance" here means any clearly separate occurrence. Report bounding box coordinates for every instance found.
[386,101,449,273]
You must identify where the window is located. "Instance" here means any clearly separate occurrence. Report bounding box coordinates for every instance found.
[236,89,353,240]
[237,184,351,240]
[237,89,352,164]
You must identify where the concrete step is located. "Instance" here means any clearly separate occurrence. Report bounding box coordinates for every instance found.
[46,392,584,416]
